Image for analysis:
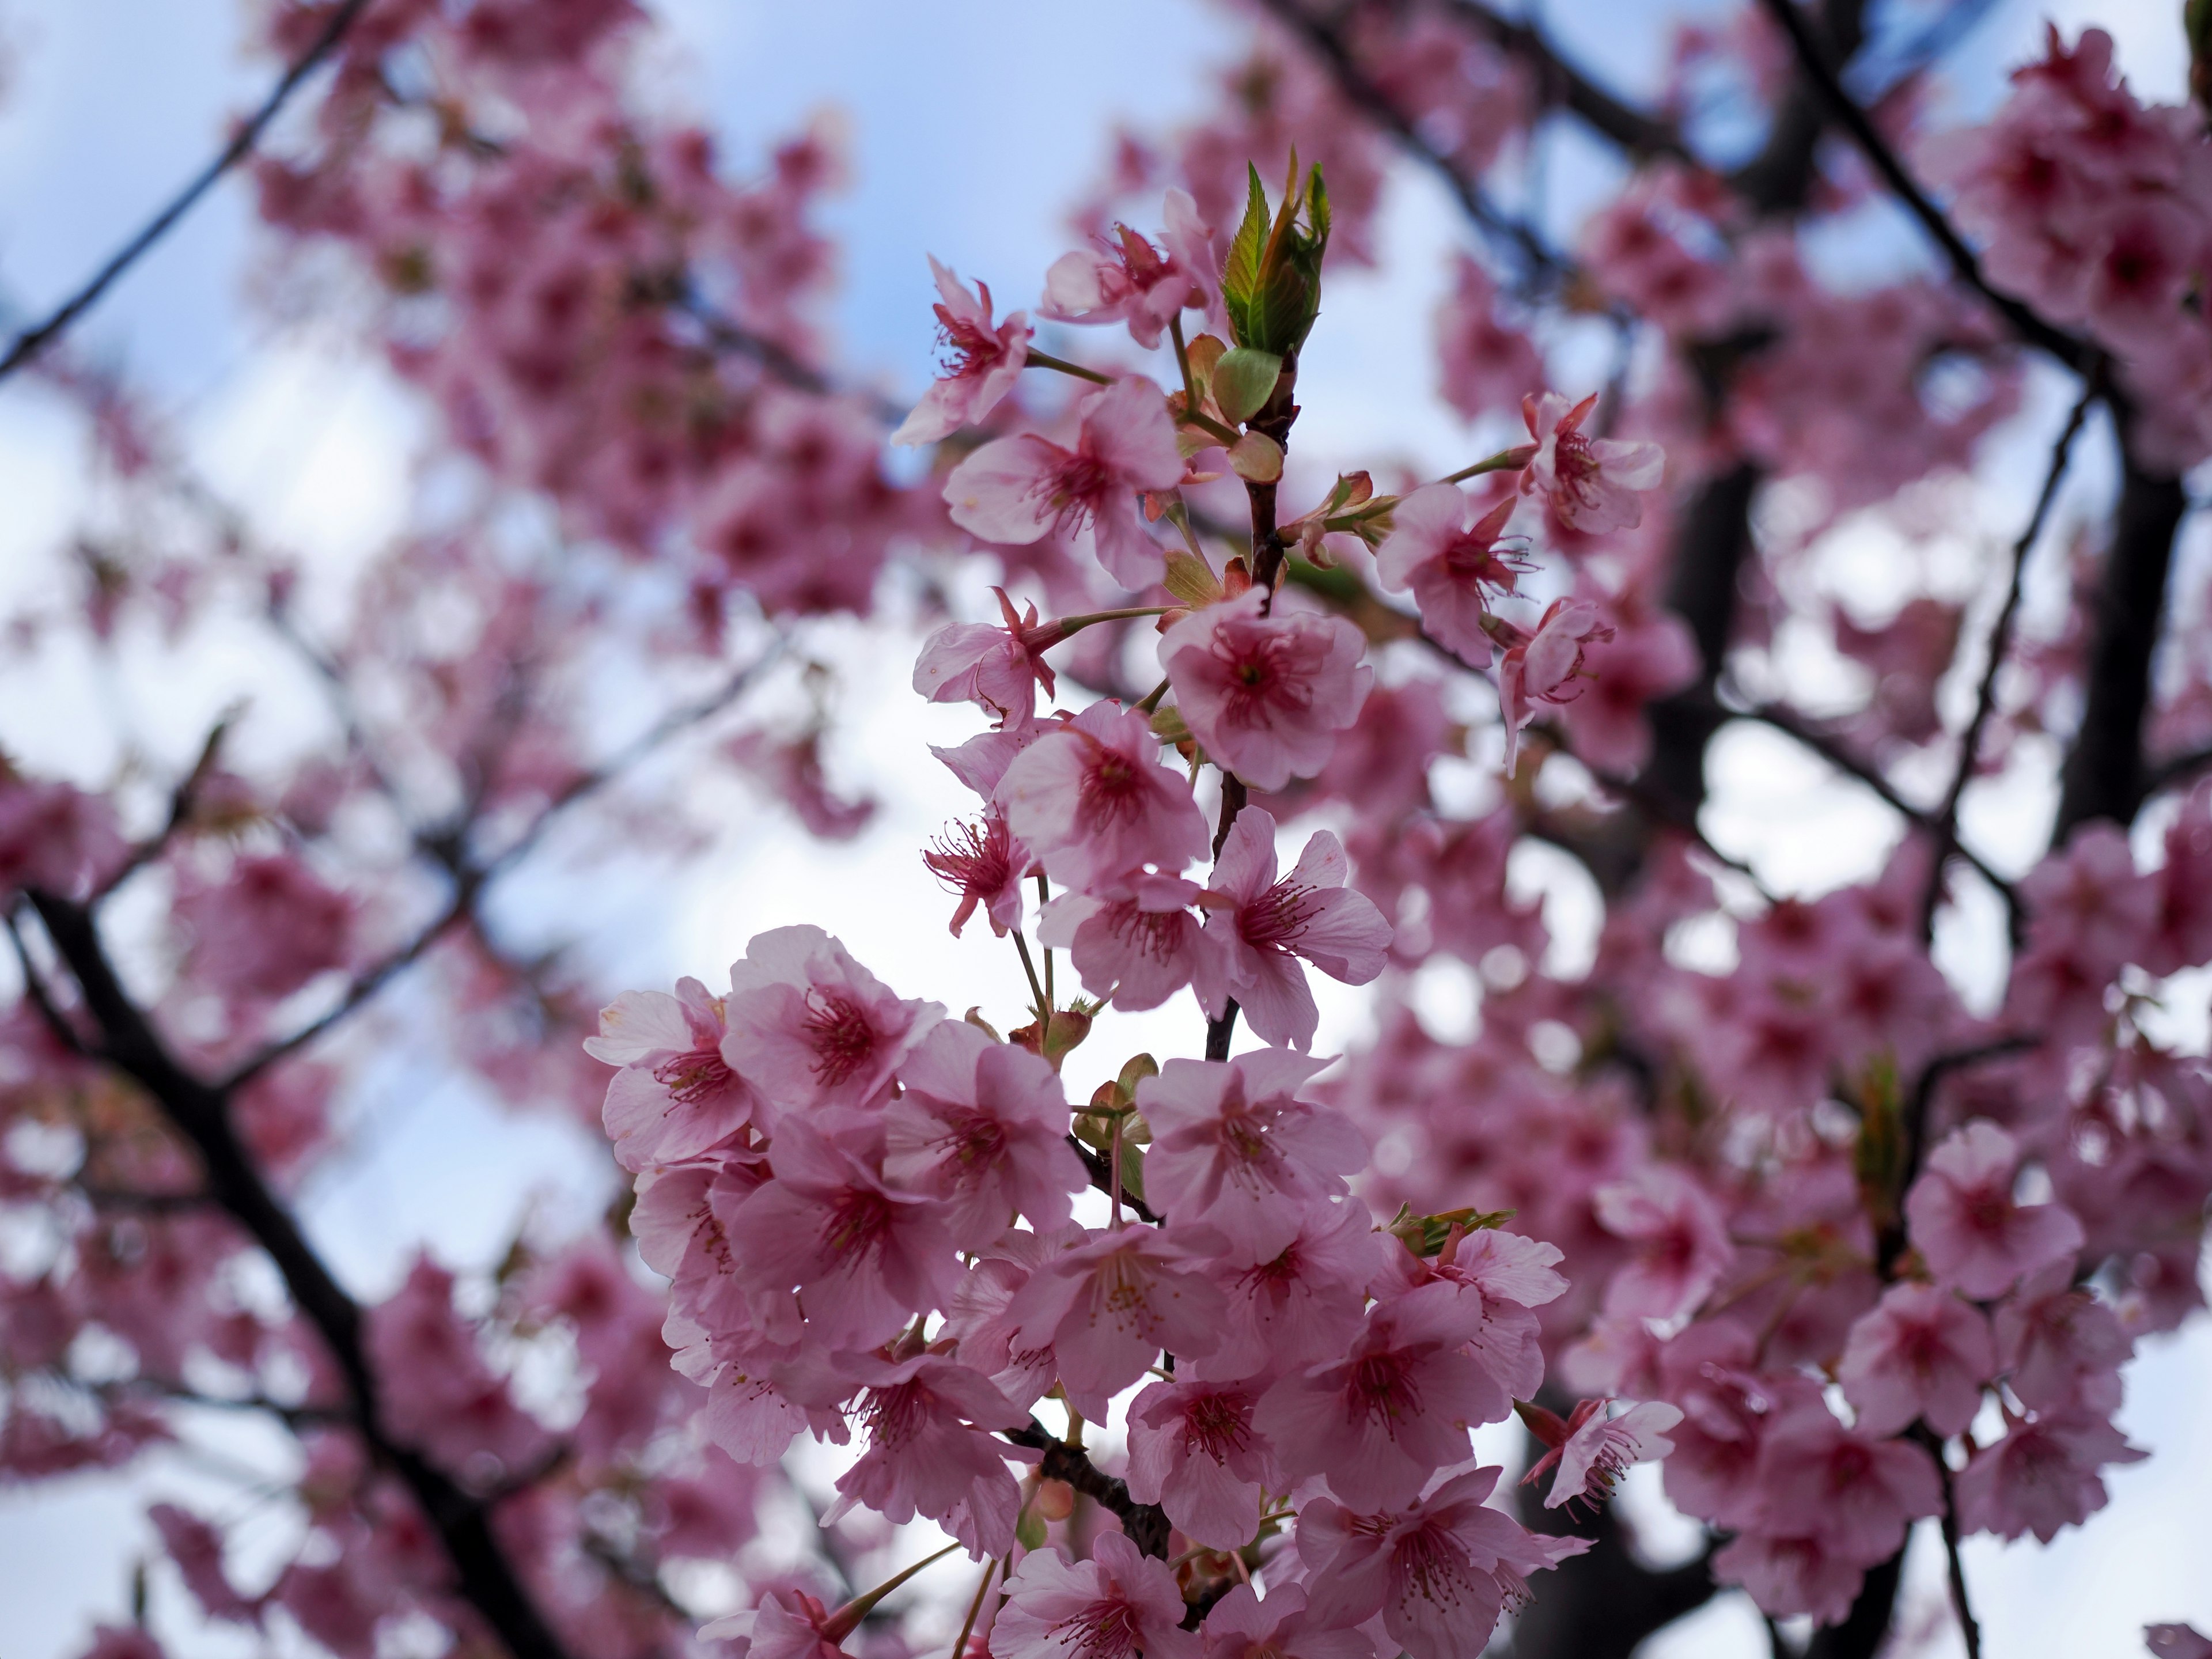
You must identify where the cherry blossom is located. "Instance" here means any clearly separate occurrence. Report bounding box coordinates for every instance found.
[1904,1120,2086,1298]
[1836,1282,1995,1437]
[586,975,762,1170]
[892,257,1031,445]
[721,925,942,1122]
[827,1353,1029,1557]
[1124,1375,1281,1548]
[1496,598,1616,775]
[1194,809,1392,1050]
[1521,1397,1684,1512]
[1517,392,1665,533]
[1036,873,1215,1011]
[993,1531,1198,1659]
[1006,1224,1226,1412]
[1159,590,1373,791]
[998,700,1210,887]
[924,810,1033,938]
[1373,485,1524,665]
[945,376,1185,588]
[1953,1406,2146,1542]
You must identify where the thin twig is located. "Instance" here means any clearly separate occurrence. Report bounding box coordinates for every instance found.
[1919,379,2097,940]
[0,0,377,382]
[1750,0,2090,368]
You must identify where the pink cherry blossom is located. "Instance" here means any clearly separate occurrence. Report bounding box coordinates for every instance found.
[891,257,1031,445]
[1159,590,1373,791]
[923,810,1033,938]
[1036,873,1217,1011]
[1194,809,1392,1051]
[1497,597,1616,775]
[1042,190,1218,350]
[1372,486,1525,666]
[998,700,1210,887]
[1197,1584,1374,1659]
[1202,1195,1385,1377]
[1006,1225,1226,1412]
[1904,1120,2085,1298]
[586,976,763,1171]
[1297,1466,1588,1659]
[725,1120,963,1350]
[700,1588,854,1659]
[148,1503,257,1624]
[1836,1282,1995,1437]
[1125,1375,1282,1549]
[1374,1228,1563,1407]
[882,1020,1086,1245]
[0,774,122,899]
[1521,1398,1683,1511]
[914,588,1066,727]
[1593,1166,1734,1320]
[1753,1408,1942,1565]
[1137,1050,1364,1262]
[1256,1289,1506,1512]
[720,925,942,1121]
[1953,1406,2145,1542]
[1518,391,1664,534]
[945,376,1185,588]
[178,853,353,1001]
[1994,1263,2130,1414]
[827,1353,1029,1558]
[1711,1530,1869,1627]
[991,1530,1198,1659]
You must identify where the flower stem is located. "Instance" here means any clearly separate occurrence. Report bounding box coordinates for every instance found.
[1135,675,1171,714]
[1169,313,1202,415]
[1054,605,1174,633]
[948,1556,999,1659]
[1442,445,1535,485]
[1035,873,1054,1006]
[1023,348,1111,384]
[1012,931,1049,1025]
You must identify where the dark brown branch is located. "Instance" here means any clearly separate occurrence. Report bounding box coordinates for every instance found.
[2055,441,2191,836]
[94,716,236,902]
[0,0,377,384]
[1920,378,2097,940]
[22,888,575,1659]
[1734,700,2016,915]
[1750,0,2090,365]
[1251,0,1569,287]
[1002,1421,1171,1559]
[1437,0,1692,162]
[1911,1425,1984,1659]
[2145,741,2212,799]
[1804,1548,1904,1659]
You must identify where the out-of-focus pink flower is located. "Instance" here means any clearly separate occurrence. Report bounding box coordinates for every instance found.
[1036,873,1215,1011]
[365,1255,549,1479]
[586,976,763,1171]
[1298,1465,1587,1659]
[1257,1290,1505,1511]
[1753,1409,1942,1565]
[1137,1050,1365,1263]
[892,257,1031,445]
[1195,809,1392,1051]
[720,925,942,1121]
[882,1020,1085,1246]
[2146,1625,2212,1659]
[0,775,122,899]
[827,1353,1028,1558]
[179,853,354,1001]
[1202,1196,1384,1377]
[1496,597,1615,776]
[1836,1283,1995,1436]
[1555,607,1699,774]
[1007,1225,1225,1414]
[1518,391,1664,534]
[1042,190,1218,349]
[998,700,1210,887]
[1593,1166,1734,1320]
[1373,486,1524,666]
[1126,1375,1282,1548]
[701,1588,854,1659]
[148,1503,258,1625]
[923,810,1032,938]
[1519,1398,1682,1511]
[725,1120,963,1350]
[1994,1262,2129,1414]
[1197,1583,1373,1659]
[944,376,1184,588]
[1159,590,1372,791]
[1711,1531,1868,1627]
[1436,253,1542,424]
[914,588,1065,728]
[1904,1120,2084,1298]
[992,1530,1198,1659]
[1954,1405,2145,1541]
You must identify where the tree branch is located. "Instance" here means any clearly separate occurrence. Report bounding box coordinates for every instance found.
[1001,1420,1171,1559]
[1919,377,2097,940]
[0,0,377,384]
[1435,0,1692,162]
[21,888,576,1659]
[1749,0,2090,365]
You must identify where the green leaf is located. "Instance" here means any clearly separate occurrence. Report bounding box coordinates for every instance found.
[1221,165,1270,344]
[1116,1053,1160,1096]
[1016,1505,1047,1552]
[1211,347,1282,426]
[1149,705,1191,744]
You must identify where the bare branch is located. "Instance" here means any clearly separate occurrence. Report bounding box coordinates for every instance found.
[0,0,377,383]
[1921,378,2098,940]
[1001,1420,1172,1558]
[1435,0,1693,162]
[1750,0,2092,366]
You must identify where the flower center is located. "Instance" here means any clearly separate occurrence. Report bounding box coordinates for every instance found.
[803,990,877,1086]
[652,1046,734,1106]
